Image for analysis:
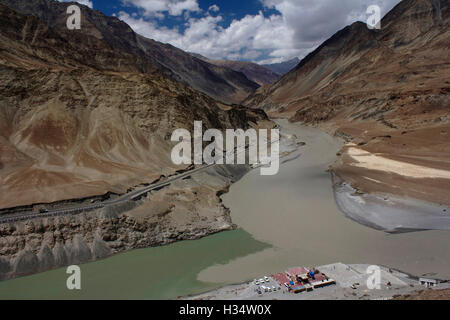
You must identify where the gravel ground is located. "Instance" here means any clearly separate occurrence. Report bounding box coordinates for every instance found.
[184,263,450,300]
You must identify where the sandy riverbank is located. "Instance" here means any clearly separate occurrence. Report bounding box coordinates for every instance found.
[330,135,450,232]
[332,174,450,233]
[330,123,450,211]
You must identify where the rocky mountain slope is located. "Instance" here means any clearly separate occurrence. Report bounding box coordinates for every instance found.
[0,0,259,104]
[262,57,300,76]
[208,60,281,86]
[0,3,270,280]
[0,3,266,210]
[191,54,281,86]
[246,0,450,208]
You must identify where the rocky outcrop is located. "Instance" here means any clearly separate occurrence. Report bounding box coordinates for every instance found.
[13,250,39,276]
[0,165,250,281]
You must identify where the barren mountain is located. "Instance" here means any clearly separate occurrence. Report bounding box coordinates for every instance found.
[262,57,300,76]
[191,54,281,86]
[0,3,266,210]
[209,60,281,86]
[246,0,450,207]
[0,2,272,280]
[0,0,259,104]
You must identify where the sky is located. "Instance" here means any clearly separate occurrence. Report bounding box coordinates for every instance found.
[61,0,402,64]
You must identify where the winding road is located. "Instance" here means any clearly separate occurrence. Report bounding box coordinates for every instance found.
[0,164,215,224]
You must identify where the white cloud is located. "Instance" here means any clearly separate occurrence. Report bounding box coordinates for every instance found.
[208,4,220,13]
[118,10,296,62]
[119,0,402,64]
[60,0,93,9]
[122,0,201,17]
[261,0,400,43]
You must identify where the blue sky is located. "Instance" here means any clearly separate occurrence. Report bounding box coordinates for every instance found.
[73,0,279,28]
[63,0,401,64]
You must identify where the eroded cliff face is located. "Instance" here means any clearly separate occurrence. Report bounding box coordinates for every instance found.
[0,165,249,281]
[245,0,450,207]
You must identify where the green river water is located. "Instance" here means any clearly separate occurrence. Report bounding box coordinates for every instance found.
[0,230,269,299]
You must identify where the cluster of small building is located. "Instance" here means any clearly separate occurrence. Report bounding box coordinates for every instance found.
[272,267,336,294]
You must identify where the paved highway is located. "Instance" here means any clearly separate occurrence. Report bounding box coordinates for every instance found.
[0,164,216,224]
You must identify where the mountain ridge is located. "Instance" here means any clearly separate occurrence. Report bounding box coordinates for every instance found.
[189,53,281,86]
[0,0,259,104]
[0,3,268,209]
[245,0,450,206]
[0,2,273,281]
[262,57,300,75]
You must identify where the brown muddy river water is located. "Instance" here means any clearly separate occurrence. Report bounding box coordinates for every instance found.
[199,120,450,283]
[0,120,449,299]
